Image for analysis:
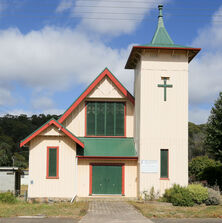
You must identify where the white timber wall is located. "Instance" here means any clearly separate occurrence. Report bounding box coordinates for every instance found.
[77,159,138,197]
[135,50,189,195]
[28,133,77,198]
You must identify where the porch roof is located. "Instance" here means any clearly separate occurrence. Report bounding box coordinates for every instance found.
[77,137,137,157]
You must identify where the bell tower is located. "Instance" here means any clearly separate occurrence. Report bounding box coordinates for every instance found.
[125,5,201,195]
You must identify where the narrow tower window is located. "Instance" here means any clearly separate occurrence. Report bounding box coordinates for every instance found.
[160,149,169,179]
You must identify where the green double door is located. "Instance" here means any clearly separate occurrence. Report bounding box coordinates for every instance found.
[92,165,122,195]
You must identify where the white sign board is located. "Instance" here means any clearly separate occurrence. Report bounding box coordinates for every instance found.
[141,160,158,173]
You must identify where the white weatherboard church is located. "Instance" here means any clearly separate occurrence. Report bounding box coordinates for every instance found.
[20,5,200,199]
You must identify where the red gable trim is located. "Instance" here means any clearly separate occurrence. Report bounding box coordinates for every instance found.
[20,119,84,148]
[133,45,201,51]
[58,68,134,123]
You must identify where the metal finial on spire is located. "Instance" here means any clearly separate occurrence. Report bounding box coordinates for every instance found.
[150,4,174,45]
[158,5,163,17]
[157,5,164,28]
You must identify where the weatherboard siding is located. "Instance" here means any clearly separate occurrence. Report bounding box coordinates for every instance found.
[126,101,134,137]
[87,76,124,99]
[39,125,65,136]
[77,159,137,197]
[135,51,188,195]
[28,136,77,198]
[63,100,85,137]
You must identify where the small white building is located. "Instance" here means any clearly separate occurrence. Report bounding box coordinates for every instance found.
[20,5,201,200]
[0,167,23,195]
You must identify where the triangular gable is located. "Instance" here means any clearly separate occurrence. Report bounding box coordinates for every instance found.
[88,76,124,99]
[20,118,84,148]
[58,67,134,123]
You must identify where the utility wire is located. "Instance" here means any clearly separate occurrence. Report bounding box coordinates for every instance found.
[0,14,222,23]
[0,13,222,21]
[68,11,222,17]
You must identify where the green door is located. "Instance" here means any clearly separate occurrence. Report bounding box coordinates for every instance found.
[92,165,122,194]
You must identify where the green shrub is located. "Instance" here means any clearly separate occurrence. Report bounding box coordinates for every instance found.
[205,188,221,205]
[0,192,17,203]
[163,184,194,207]
[187,184,208,204]
[142,186,159,201]
[189,156,221,181]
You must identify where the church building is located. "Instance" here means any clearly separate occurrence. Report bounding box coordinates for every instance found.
[20,5,201,199]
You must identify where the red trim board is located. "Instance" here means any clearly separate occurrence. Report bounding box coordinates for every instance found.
[84,136,126,138]
[46,146,59,179]
[20,119,84,148]
[85,102,87,137]
[89,164,92,195]
[77,156,138,160]
[89,163,125,196]
[133,45,201,51]
[58,68,135,123]
[122,165,125,195]
[124,103,126,137]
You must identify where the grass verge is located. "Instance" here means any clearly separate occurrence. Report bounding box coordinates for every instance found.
[131,201,222,218]
[0,201,88,218]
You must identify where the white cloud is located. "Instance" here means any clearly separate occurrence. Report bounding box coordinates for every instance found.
[0,109,32,117]
[56,0,74,13]
[0,108,63,117]
[189,107,210,125]
[32,97,55,110]
[0,26,134,115]
[0,26,133,94]
[43,108,64,115]
[0,87,14,106]
[188,5,222,123]
[31,96,64,115]
[57,0,169,36]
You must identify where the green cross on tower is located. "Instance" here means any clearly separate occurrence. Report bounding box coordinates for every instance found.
[157,77,173,101]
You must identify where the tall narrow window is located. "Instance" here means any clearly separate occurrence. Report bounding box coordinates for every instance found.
[86,102,125,136]
[160,149,169,179]
[47,147,59,178]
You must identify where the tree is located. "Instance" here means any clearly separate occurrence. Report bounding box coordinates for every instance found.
[205,92,222,162]
[13,152,28,168]
[0,113,60,168]
[189,156,221,181]
[188,122,207,160]
[0,142,12,166]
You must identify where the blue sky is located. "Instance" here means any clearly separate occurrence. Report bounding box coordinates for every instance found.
[0,0,222,124]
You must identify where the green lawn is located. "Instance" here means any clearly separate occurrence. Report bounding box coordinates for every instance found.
[0,201,88,218]
[131,201,222,218]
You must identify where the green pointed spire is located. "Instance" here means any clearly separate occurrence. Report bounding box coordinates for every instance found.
[151,5,174,45]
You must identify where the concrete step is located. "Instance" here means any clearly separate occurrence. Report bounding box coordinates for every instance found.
[76,196,137,201]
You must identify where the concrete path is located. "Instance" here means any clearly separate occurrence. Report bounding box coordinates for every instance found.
[0,218,78,223]
[152,219,222,223]
[79,201,153,223]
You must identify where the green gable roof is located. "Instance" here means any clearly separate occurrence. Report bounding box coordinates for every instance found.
[77,137,137,157]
